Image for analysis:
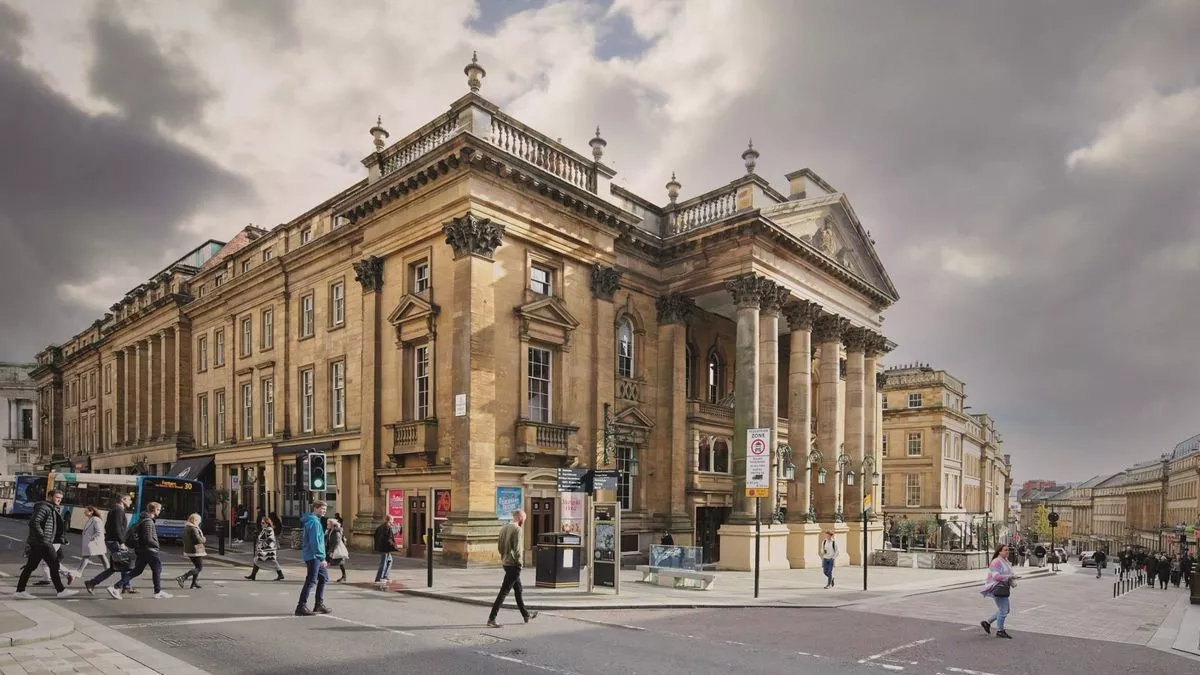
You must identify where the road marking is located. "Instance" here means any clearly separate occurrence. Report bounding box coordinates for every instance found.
[859,638,936,665]
[110,615,294,629]
[960,626,979,631]
[477,651,584,675]
[946,668,1001,675]
[796,652,826,659]
[546,613,646,631]
[1017,604,1045,614]
[318,613,416,637]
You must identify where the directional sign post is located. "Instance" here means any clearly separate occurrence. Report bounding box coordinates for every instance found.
[746,428,771,598]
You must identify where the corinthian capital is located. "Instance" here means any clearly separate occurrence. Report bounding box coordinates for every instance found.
[783,300,821,332]
[842,326,869,352]
[590,264,622,301]
[725,273,762,309]
[443,213,505,260]
[811,312,848,343]
[655,292,695,325]
[758,279,791,315]
[866,333,892,356]
[352,255,385,293]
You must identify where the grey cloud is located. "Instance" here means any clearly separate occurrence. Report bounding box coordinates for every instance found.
[217,0,301,50]
[0,2,28,58]
[0,4,252,361]
[88,6,215,130]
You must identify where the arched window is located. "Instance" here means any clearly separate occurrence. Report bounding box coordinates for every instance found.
[707,350,723,404]
[684,344,696,399]
[617,319,634,378]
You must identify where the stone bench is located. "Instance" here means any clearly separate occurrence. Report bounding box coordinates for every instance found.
[636,565,717,590]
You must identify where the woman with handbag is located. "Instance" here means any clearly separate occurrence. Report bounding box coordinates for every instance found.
[326,519,349,583]
[980,543,1017,639]
[175,514,207,589]
[74,506,109,576]
[245,515,285,581]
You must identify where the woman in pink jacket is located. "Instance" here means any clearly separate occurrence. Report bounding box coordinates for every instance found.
[980,543,1018,639]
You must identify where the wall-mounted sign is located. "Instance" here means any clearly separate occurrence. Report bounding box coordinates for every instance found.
[496,486,523,521]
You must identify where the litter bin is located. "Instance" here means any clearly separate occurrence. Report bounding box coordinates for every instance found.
[535,532,582,588]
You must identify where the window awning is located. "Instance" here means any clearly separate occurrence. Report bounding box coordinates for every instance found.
[166,455,215,480]
[272,440,338,456]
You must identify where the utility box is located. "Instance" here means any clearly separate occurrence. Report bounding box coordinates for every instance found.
[535,532,582,588]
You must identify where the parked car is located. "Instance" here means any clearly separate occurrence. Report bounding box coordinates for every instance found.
[1080,550,1098,567]
[1052,547,1067,563]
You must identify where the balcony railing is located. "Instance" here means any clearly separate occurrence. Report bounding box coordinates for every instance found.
[616,377,641,402]
[386,419,439,462]
[670,186,738,234]
[2,438,35,448]
[515,419,579,464]
[380,116,461,179]
[490,116,595,192]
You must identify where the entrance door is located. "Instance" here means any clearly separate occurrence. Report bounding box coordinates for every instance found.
[407,495,427,558]
[696,506,729,565]
[529,498,556,556]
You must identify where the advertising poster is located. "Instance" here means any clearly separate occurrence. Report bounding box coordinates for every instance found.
[592,502,618,588]
[496,486,523,521]
[433,489,451,551]
[386,489,405,549]
[560,492,584,535]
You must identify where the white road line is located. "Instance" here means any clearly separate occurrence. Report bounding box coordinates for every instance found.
[858,638,936,664]
[318,613,416,637]
[477,651,584,675]
[1016,604,1046,614]
[946,668,1001,675]
[110,615,294,629]
[796,652,826,659]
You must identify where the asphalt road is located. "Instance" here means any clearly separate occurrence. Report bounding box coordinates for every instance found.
[1,516,1195,674]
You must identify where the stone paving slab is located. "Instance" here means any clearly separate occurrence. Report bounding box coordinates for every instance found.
[0,601,72,647]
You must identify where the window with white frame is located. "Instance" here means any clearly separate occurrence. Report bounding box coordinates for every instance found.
[214,391,226,443]
[105,364,112,394]
[300,228,312,245]
[707,351,723,404]
[242,260,251,273]
[907,432,921,456]
[685,344,696,399]
[411,260,430,293]
[331,360,346,428]
[241,383,253,439]
[214,329,225,366]
[198,394,209,446]
[261,378,274,437]
[530,264,553,296]
[300,368,314,432]
[262,248,272,261]
[617,444,634,510]
[198,336,208,371]
[942,433,950,458]
[698,437,730,473]
[240,317,253,357]
[331,282,345,327]
[881,395,888,410]
[907,392,922,408]
[906,473,921,507]
[261,308,274,349]
[616,319,634,378]
[415,345,430,419]
[527,346,552,422]
[300,294,315,337]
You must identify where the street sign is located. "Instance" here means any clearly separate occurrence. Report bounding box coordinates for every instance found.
[746,487,768,498]
[556,468,588,493]
[863,494,873,511]
[592,470,620,492]
[746,428,771,490]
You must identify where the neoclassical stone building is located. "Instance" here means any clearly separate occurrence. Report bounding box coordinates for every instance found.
[33,57,899,566]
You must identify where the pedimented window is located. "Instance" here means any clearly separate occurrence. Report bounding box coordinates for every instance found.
[388,293,440,346]
[514,296,579,350]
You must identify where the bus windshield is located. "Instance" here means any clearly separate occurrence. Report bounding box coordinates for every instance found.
[139,479,203,523]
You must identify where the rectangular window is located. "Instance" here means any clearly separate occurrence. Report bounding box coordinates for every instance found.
[242,260,251,273]
[20,408,33,439]
[214,391,226,443]
[530,264,553,296]
[907,432,922,456]
[198,394,209,447]
[906,474,921,507]
[412,261,430,293]
[415,345,430,419]
[214,329,225,366]
[300,228,312,245]
[197,336,208,371]
[907,393,922,408]
[241,382,253,440]
[300,295,315,338]
[197,284,206,299]
[105,364,112,394]
[881,395,888,410]
[90,373,96,399]
[617,445,634,510]
[331,361,346,428]
[240,317,253,357]
[262,378,275,437]
[105,410,112,448]
[300,368,315,433]
[527,346,552,422]
[331,282,345,326]
[214,274,224,288]
[881,434,888,457]
[263,248,273,261]
[261,308,274,349]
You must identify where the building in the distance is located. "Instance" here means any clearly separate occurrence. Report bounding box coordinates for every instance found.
[32,56,901,566]
[1,363,38,476]
[880,363,1012,546]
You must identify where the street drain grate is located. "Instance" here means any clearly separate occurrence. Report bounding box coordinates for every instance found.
[159,632,237,648]
[445,634,506,646]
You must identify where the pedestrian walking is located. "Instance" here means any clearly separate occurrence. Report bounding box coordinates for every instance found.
[11,490,78,599]
[980,543,1017,639]
[1170,555,1182,588]
[1156,554,1170,589]
[1033,544,1046,568]
[73,506,110,577]
[295,501,332,616]
[85,496,135,595]
[245,515,285,581]
[1182,553,1193,589]
[1093,550,1107,579]
[175,514,207,589]
[487,509,537,628]
[1017,544,1027,567]
[820,530,838,588]
[108,501,172,599]
[326,518,349,583]
[373,519,398,589]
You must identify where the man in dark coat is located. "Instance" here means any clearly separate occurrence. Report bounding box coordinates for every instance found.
[109,501,170,599]
[1093,549,1107,578]
[85,495,134,594]
[12,490,77,599]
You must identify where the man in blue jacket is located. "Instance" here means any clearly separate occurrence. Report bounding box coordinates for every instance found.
[295,500,331,616]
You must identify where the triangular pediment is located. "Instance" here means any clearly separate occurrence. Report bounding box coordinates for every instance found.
[388,293,440,344]
[514,296,580,331]
[387,293,437,325]
[613,405,654,430]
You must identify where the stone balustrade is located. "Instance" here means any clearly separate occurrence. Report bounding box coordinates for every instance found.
[489,115,595,192]
[671,187,738,234]
[380,115,461,178]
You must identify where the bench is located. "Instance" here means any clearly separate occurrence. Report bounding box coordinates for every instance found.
[636,565,717,590]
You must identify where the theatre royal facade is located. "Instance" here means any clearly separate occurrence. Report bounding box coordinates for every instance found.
[33,56,898,568]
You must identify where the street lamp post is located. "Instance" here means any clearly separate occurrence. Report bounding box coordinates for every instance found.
[805,449,824,523]
[834,451,851,523]
[860,455,879,591]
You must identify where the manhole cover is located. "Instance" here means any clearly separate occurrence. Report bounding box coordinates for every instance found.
[445,634,505,646]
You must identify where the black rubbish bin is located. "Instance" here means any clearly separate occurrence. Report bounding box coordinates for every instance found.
[535,532,582,588]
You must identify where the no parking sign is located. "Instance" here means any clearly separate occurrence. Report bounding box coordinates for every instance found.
[746,428,771,496]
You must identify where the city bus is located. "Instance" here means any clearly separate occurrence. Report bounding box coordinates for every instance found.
[45,473,204,540]
[0,474,47,516]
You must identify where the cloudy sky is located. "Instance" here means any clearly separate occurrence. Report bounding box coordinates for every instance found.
[3,0,1199,483]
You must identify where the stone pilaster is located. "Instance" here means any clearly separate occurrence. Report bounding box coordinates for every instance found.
[114,351,126,446]
[812,313,846,523]
[149,333,163,440]
[725,273,761,523]
[784,300,823,567]
[592,265,621,480]
[161,329,176,438]
[441,213,504,565]
[352,255,385,536]
[655,291,694,533]
[757,280,788,514]
[175,324,192,441]
[842,326,867,564]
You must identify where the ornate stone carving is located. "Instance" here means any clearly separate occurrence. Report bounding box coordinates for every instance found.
[590,264,621,301]
[443,213,505,260]
[783,300,821,332]
[757,279,791,315]
[352,255,384,293]
[811,312,847,343]
[842,326,869,352]
[815,219,836,255]
[876,372,887,389]
[866,333,892,356]
[724,273,762,309]
[655,292,695,325]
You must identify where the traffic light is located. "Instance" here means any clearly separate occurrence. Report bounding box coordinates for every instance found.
[1048,511,1060,527]
[307,452,327,492]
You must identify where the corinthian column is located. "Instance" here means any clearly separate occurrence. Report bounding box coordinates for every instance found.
[812,313,846,521]
[842,326,868,564]
[784,300,819,523]
[725,273,761,524]
[758,280,789,515]
[655,290,693,534]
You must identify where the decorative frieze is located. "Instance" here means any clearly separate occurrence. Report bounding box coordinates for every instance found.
[812,312,847,343]
[724,273,762,309]
[783,299,821,332]
[590,264,622,301]
[757,279,791,315]
[352,255,385,293]
[655,292,695,325]
[443,213,505,260]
